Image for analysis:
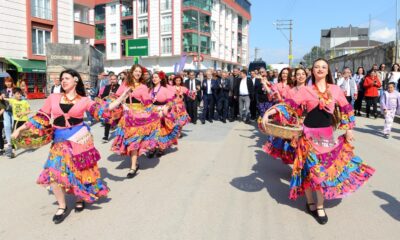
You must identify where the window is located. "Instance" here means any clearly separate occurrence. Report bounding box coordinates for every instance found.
[139,0,148,14]
[162,37,172,54]
[211,21,216,31]
[161,15,172,33]
[110,23,116,34]
[139,19,148,35]
[110,4,116,15]
[211,41,216,52]
[161,0,171,11]
[32,28,51,55]
[31,0,52,20]
[111,43,117,53]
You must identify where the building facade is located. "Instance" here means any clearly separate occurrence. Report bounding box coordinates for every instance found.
[94,0,251,74]
[0,0,95,98]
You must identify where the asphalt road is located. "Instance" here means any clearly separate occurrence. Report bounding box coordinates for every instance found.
[0,100,399,240]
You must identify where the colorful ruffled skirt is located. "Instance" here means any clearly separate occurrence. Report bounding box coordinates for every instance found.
[289,126,375,200]
[263,136,295,164]
[111,103,159,156]
[37,124,109,203]
[150,104,180,151]
[173,99,191,129]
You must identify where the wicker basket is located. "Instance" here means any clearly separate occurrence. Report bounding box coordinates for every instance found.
[262,105,303,139]
[11,111,53,149]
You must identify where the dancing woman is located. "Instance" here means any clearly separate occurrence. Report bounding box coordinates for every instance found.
[12,69,109,224]
[262,68,308,165]
[147,71,180,156]
[261,59,375,224]
[272,67,293,101]
[108,65,161,178]
[172,75,195,136]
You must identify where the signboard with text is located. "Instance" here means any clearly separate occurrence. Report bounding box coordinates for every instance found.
[126,39,149,57]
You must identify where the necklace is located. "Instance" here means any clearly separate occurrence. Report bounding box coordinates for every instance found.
[151,85,162,102]
[313,84,332,110]
[63,93,80,104]
[130,81,141,90]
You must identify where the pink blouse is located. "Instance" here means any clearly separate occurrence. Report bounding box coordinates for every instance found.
[288,84,349,114]
[39,94,94,129]
[150,86,175,103]
[273,82,291,100]
[115,83,151,104]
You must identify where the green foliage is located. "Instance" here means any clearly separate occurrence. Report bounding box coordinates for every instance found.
[302,46,325,67]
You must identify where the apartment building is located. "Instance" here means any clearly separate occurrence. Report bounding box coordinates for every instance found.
[94,0,251,73]
[0,0,95,98]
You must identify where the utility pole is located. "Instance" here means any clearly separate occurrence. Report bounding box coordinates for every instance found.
[254,47,260,61]
[368,14,371,47]
[273,19,293,67]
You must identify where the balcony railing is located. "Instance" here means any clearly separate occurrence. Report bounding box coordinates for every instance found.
[31,6,52,20]
[183,0,212,12]
[183,44,210,54]
[122,28,133,36]
[183,22,210,33]
[95,14,105,21]
[122,9,133,17]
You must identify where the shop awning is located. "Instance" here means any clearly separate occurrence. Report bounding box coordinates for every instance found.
[6,58,46,73]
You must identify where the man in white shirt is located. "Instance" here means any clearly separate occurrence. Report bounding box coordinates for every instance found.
[51,77,62,94]
[337,67,357,103]
[234,69,254,123]
[201,69,217,124]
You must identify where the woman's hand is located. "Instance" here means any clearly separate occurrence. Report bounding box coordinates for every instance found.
[11,129,20,139]
[345,129,354,142]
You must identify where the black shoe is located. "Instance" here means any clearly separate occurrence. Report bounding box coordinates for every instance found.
[306,203,317,216]
[127,164,139,179]
[221,119,226,123]
[208,119,213,123]
[52,207,68,224]
[245,118,251,124]
[384,134,390,139]
[366,114,370,118]
[156,150,165,157]
[229,118,235,122]
[356,112,361,116]
[102,137,109,143]
[315,207,328,225]
[0,149,4,156]
[374,114,378,119]
[75,201,85,212]
[148,151,155,158]
[201,120,205,124]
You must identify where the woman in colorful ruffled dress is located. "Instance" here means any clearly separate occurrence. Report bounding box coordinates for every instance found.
[12,69,109,224]
[261,59,375,224]
[108,64,158,179]
[262,68,308,164]
[172,75,195,137]
[147,71,180,157]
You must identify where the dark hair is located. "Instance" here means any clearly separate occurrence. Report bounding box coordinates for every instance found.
[12,87,22,95]
[311,58,334,84]
[148,71,166,90]
[391,63,400,72]
[126,64,144,86]
[388,82,396,87]
[379,63,386,71]
[293,68,307,86]
[356,66,365,75]
[240,69,247,75]
[173,75,183,86]
[278,67,293,86]
[366,69,377,77]
[59,69,86,97]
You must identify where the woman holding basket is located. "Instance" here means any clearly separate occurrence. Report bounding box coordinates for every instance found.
[260,59,375,224]
[12,69,110,224]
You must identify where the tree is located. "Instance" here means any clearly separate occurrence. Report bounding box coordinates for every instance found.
[302,46,325,67]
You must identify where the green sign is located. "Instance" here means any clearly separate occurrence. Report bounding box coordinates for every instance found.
[125,39,148,57]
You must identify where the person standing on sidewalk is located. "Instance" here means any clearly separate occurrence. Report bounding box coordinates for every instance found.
[387,63,400,91]
[184,71,201,124]
[234,69,254,123]
[337,67,357,104]
[1,77,14,158]
[363,70,382,118]
[353,67,365,116]
[201,69,217,124]
[380,82,400,138]
[99,73,120,143]
[216,71,231,123]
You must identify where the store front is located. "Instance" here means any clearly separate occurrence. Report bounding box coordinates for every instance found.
[6,58,47,99]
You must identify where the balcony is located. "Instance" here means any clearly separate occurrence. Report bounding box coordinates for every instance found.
[74,21,95,39]
[94,4,105,21]
[121,4,133,17]
[183,22,210,33]
[122,19,133,37]
[95,24,105,40]
[183,0,212,12]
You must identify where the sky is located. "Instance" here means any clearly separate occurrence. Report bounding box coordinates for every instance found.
[249,0,398,64]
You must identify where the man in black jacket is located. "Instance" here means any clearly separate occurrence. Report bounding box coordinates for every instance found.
[201,69,218,124]
[216,71,231,123]
[233,69,254,123]
[184,71,201,124]
[99,74,120,142]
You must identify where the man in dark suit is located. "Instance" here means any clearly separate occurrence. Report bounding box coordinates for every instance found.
[216,71,231,123]
[201,69,218,124]
[184,70,201,124]
[229,67,241,122]
[233,69,254,124]
[50,77,62,94]
[99,73,120,142]
[249,70,259,120]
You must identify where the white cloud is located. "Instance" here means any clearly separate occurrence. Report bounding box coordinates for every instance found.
[370,27,395,42]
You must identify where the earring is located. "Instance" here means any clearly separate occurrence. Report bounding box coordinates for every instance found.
[74,77,79,82]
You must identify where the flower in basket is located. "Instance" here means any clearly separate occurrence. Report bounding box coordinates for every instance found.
[25,138,32,145]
